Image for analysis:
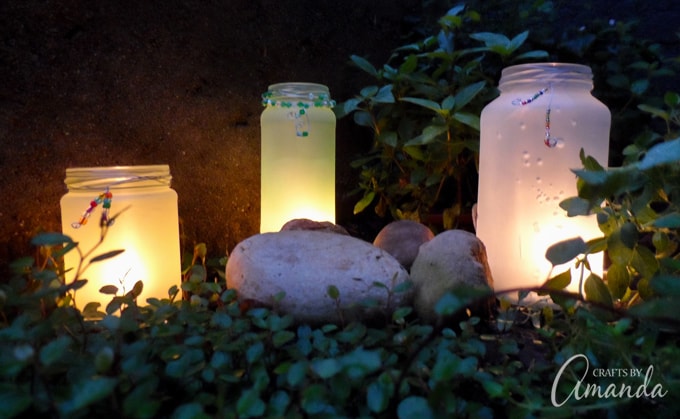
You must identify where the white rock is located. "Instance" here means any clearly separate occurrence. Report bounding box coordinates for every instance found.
[226,230,412,324]
[373,220,435,269]
[410,229,494,322]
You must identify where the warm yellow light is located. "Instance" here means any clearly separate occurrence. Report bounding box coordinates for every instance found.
[477,64,610,296]
[60,165,181,310]
[260,83,336,232]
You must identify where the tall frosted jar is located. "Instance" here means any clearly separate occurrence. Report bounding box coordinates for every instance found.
[60,165,181,310]
[476,63,610,295]
[260,83,336,232]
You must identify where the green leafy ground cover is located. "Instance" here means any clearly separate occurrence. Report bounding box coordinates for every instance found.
[1,237,679,418]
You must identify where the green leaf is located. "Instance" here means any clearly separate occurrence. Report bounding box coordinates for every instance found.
[360,85,378,98]
[89,249,125,264]
[326,284,340,300]
[366,381,391,413]
[272,330,296,347]
[99,285,119,295]
[374,84,395,103]
[453,81,485,110]
[665,91,680,107]
[353,110,374,128]
[400,97,441,112]
[434,285,492,317]
[630,79,649,96]
[311,358,341,379]
[584,274,613,307]
[638,137,680,170]
[513,50,549,60]
[648,212,680,228]
[337,98,360,118]
[31,232,73,246]
[59,377,118,415]
[539,270,571,295]
[650,275,680,297]
[378,131,398,147]
[237,388,266,418]
[405,124,448,146]
[508,30,529,52]
[246,341,264,363]
[131,280,144,298]
[399,54,418,73]
[452,112,480,130]
[470,32,510,48]
[353,192,375,215]
[397,396,434,419]
[301,384,330,415]
[631,246,659,280]
[431,350,460,381]
[286,361,308,387]
[638,104,669,121]
[559,197,592,216]
[628,297,680,323]
[39,336,71,367]
[393,280,413,294]
[545,237,587,266]
[606,263,630,299]
[172,403,210,419]
[0,384,32,418]
[392,307,413,322]
[482,380,506,398]
[350,54,378,77]
[340,347,381,379]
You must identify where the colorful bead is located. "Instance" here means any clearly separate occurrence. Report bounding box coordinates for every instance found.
[511,85,560,148]
[71,188,113,229]
[512,87,549,106]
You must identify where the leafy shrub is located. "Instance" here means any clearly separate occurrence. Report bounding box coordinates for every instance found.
[1,232,679,417]
[336,5,547,227]
[545,133,680,318]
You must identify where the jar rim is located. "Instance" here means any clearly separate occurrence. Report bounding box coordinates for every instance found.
[262,82,335,108]
[64,165,172,190]
[266,82,330,97]
[499,62,593,88]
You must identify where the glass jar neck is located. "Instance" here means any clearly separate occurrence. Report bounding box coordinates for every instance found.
[262,82,335,108]
[498,63,594,91]
[64,165,172,191]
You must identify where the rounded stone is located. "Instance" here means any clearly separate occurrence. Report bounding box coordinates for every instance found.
[373,220,435,269]
[226,230,412,324]
[410,229,494,322]
[280,218,349,235]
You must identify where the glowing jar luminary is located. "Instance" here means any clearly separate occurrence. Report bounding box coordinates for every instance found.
[60,165,181,309]
[260,82,336,232]
[477,63,610,295]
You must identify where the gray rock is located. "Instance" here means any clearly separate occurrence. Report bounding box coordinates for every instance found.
[226,230,412,324]
[373,220,435,269]
[280,218,349,235]
[410,229,494,322]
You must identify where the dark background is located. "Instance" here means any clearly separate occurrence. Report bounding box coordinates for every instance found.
[1,0,678,265]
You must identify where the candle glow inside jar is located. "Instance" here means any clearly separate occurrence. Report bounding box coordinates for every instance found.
[260,82,336,232]
[477,63,611,296]
[60,165,181,310]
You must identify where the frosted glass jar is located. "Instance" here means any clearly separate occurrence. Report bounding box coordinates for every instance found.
[60,165,181,310]
[260,82,336,232]
[477,63,610,294]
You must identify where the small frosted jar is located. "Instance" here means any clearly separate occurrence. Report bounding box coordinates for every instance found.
[476,63,610,295]
[260,82,336,232]
[60,165,181,310]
